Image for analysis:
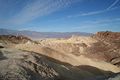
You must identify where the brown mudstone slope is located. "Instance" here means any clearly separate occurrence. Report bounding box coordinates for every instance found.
[85,31,120,66]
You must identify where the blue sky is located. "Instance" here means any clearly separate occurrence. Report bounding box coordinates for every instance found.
[0,0,120,33]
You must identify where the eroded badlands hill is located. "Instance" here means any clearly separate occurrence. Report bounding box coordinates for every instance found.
[0,31,120,80]
[0,47,120,80]
[0,48,95,80]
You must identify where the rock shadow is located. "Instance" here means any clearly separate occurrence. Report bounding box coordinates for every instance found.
[0,51,7,60]
[77,65,114,80]
[0,46,4,48]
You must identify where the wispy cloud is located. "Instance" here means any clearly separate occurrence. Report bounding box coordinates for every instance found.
[81,7,119,16]
[107,0,119,10]
[67,7,119,18]
[85,17,120,24]
[76,17,120,26]
[7,0,80,25]
[72,17,120,32]
[68,0,120,18]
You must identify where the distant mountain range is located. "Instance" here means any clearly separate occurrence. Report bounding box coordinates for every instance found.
[0,28,93,39]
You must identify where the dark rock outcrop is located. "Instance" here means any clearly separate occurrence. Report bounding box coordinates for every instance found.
[0,35,32,44]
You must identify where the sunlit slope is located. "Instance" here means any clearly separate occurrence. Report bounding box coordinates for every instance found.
[14,36,120,73]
